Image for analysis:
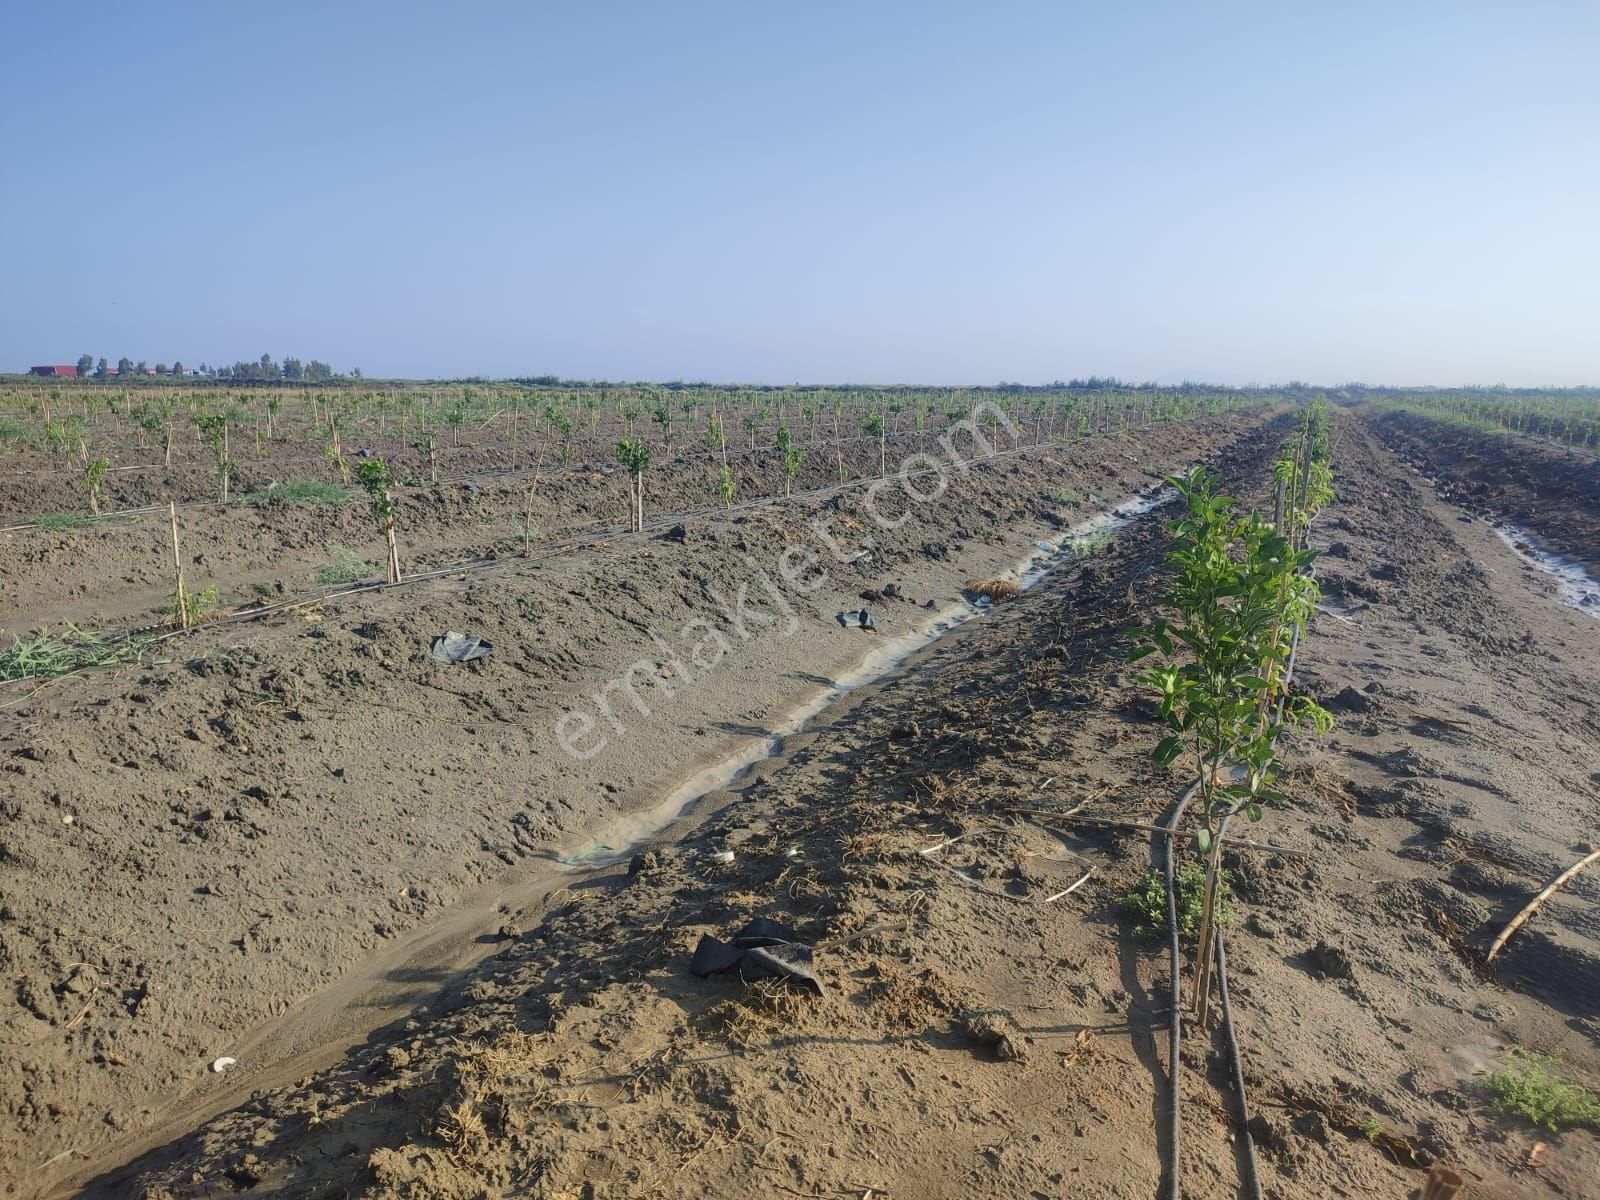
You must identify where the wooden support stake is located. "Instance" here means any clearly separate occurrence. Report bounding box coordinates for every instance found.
[383,494,401,583]
[169,501,188,628]
[1421,1163,1464,1200]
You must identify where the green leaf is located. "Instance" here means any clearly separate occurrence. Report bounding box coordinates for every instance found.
[1195,827,1212,855]
[1153,736,1183,768]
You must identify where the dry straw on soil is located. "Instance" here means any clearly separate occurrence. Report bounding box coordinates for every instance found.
[966,577,1022,602]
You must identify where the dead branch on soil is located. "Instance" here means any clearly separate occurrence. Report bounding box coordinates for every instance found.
[1486,846,1600,963]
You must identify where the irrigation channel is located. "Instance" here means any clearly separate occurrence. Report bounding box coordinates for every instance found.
[1492,522,1600,617]
[68,481,1178,1198]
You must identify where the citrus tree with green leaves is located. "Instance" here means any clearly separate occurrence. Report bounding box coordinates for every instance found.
[615,436,652,532]
[193,411,234,502]
[354,458,402,583]
[776,423,806,497]
[1131,466,1331,1023]
[861,410,887,477]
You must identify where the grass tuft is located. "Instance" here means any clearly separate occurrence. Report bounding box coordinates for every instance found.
[1490,1051,1600,1131]
[0,626,156,682]
[236,478,354,507]
[315,545,377,587]
[33,512,94,531]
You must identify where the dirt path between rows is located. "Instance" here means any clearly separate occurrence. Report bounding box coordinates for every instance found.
[1,411,1276,1198]
[1367,406,1600,578]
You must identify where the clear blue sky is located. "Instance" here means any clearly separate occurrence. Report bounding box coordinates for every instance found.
[3,2,1597,385]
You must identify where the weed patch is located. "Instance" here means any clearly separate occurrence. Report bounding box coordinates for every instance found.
[33,511,94,531]
[236,478,354,507]
[0,627,157,681]
[315,545,377,587]
[1490,1051,1600,1131]
[1120,865,1228,940]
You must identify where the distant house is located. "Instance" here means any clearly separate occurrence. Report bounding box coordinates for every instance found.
[29,364,79,378]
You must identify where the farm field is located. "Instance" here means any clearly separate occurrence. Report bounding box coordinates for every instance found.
[9,5,1600,1198]
[1,386,1271,1196]
[2,391,1598,1200]
[0,383,1245,638]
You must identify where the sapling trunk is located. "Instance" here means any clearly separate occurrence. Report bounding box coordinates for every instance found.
[383,506,400,583]
[614,437,652,533]
[1192,829,1226,1026]
[521,446,546,557]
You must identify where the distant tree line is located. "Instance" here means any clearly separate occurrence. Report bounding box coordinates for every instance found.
[73,352,345,382]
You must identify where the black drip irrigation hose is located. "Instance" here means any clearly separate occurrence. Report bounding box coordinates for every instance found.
[1159,776,1203,1200]
[1206,612,1304,1200]
[1159,627,1303,1200]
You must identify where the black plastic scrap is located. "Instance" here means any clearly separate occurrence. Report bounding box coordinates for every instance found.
[689,916,825,995]
[836,608,876,631]
[430,631,493,663]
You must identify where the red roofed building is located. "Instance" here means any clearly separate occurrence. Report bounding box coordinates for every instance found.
[29,365,79,378]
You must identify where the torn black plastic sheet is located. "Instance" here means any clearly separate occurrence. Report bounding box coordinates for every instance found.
[431,631,494,663]
[689,916,826,995]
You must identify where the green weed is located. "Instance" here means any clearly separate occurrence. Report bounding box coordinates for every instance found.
[315,545,376,587]
[1119,865,1228,940]
[174,584,220,627]
[0,627,156,681]
[1490,1051,1600,1131]
[33,512,94,531]
[236,477,354,506]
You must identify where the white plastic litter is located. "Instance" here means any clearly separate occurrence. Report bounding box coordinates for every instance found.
[210,1056,236,1073]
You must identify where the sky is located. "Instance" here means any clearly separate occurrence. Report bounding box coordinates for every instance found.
[3,2,1598,386]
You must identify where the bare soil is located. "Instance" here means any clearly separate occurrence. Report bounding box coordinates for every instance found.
[1368,406,1600,576]
[5,427,1085,636]
[12,408,1594,1200]
[1,412,1273,1198]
